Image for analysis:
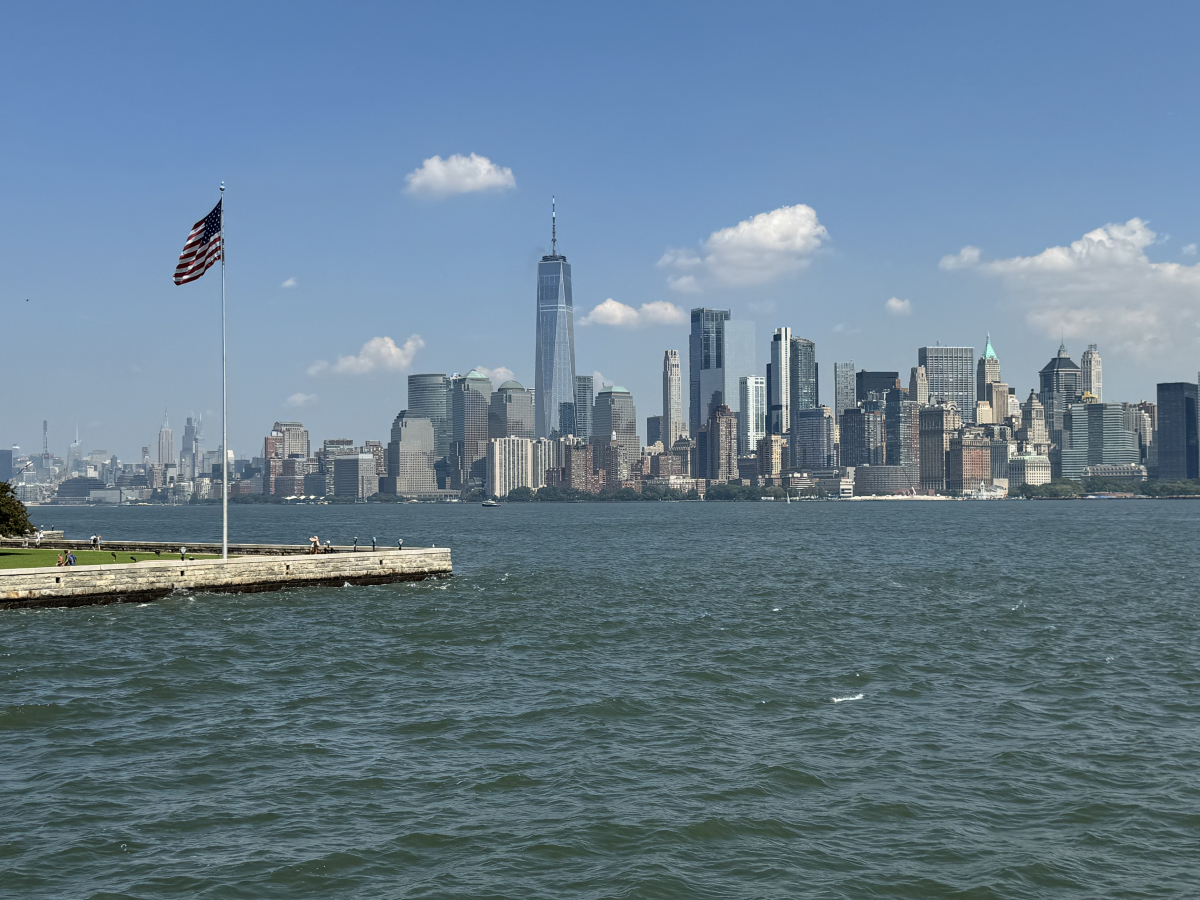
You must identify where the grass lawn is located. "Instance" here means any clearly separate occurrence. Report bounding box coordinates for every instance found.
[0,549,223,570]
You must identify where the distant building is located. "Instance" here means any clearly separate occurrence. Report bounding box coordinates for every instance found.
[789,337,818,422]
[1155,382,1199,480]
[768,328,792,435]
[408,374,451,461]
[833,361,857,420]
[487,437,534,498]
[1059,402,1140,481]
[947,427,993,493]
[489,381,535,440]
[1008,453,1052,488]
[532,437,567,489]
[689,308,755,435]
[854,465,919,495]
[157,413,174,467]
[383,413,437,496]
[1018,390,1050,453]
[909,365,929,406]
[334,454,378,500]
[646,415,664,449]
[593,386,639,478]
[450,370,492,489]
[706,404,738,483]
[534,203,577,439]
[919,404,962,492]
[885,390,920,468]
[919,346,975,423]
[273,421,310,460]
[840,407,885,467]
[662,350,684,447]
[856,371,900,404]
[791,406,836,471]
[976,334,1002,401]
[1039,343,1083,473]
[1081,344,1103,401]
[738,375,766,456]
[573,375,594,441]
[757,434,785,479]
[0,448,12,482]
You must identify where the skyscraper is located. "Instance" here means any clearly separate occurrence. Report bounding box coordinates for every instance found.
[706,405,739,483]
[737,375,766,456]
[272,421,310,459]
[689,309,755,434]
[919,404,962,492]
[856,371,900,403]
[768,328,792,435]
[574,375,594,441]
[1038,342,1083,474]
[909,365,929,405]
[788,337,818,437]
[157,413,174,467]
[488,381,535,439]
[1081,344,1103,400]
[534,199,576,438]
[791,407,836,471]
[976,333,1001,401]
[450,371,492,489]
[918,346,974,423]
[1059,402,1139,480]
[885,389,920,468]
[833,361,856,420]
[408,374,450,461]
[1156,382,1198,480]
[383,412,437,496]
[662,350,684,447]
[592,385,639,478]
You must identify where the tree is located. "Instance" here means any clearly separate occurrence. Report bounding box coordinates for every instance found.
[0,483,33,536]
[506,486,535,502]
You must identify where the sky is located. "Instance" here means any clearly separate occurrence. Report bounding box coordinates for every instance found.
[4,2,1200,460]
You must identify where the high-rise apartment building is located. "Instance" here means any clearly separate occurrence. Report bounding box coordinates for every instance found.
[408,374,450,461]
[1081,344,1103,401]
[757,434,785,479]
[534,200,577,438]
[909,365,929,405]
[839,407,886,467]
[488,381,535,440]
[450,370,492,489]
[791,407,836,472]
[1155,382,1198,480]
[976,334,1002,401]
[737,375,766,456]
[918,346,975,423]
[833,361,856,420]
[768,328,792,435]
[592,385,639,478]
[487,437,534,499]
[885,390,920,468]
[272,421,310,459]
[157,413,174,467]
[689,309,755,434]
[662,350,684,447]
[706,404,738,483]
[789,338,818,438]
[573,375,594,441]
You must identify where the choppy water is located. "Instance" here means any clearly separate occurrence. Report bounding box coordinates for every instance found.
[3,501,1199,898]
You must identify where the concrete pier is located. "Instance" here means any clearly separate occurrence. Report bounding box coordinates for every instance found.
[0,547,452,611]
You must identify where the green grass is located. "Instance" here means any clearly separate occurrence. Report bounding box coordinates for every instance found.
[0,549,222,570]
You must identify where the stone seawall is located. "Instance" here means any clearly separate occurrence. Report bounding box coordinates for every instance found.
[0,548,452,611]
[0,538,393,556]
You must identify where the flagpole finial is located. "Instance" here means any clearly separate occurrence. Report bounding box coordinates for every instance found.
[220,182,225,193]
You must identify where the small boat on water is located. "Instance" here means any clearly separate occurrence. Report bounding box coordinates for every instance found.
[482,499,500,508]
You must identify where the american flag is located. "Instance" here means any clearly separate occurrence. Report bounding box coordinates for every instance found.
[173,199,222,285]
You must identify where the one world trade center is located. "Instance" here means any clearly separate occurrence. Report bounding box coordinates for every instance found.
[534,198,577,438]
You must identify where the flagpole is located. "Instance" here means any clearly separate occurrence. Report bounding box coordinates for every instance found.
[220,181,228,560]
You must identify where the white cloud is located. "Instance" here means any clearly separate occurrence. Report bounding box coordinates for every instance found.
[285,392,317,408]
[952,218,1200,362]
[1183,243,1197,257]
[832,322,861,335]
[308,334,425,376]
[404,153,515,197]
[939,246,981,270]
[658,204,828,290]
[579,298,688,328]
[885,297,912,316]
[280,277,297,288]
[471,366,516,388]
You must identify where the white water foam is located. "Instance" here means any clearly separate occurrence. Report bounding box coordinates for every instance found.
[832,693,864,703]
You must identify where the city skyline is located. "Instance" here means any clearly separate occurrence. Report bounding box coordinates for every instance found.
[6,6,1200,459]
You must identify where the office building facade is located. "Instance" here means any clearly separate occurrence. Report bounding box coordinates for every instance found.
[792,406,836,472]
[738,375,766,456]
[1155,382,1199,480]
[408,374,451,461]
[918,346,975,423]
[768,328,792,435]
[833,361,857,420]
[789,337,818,439]
[662,350,684,447]
[592,386,639,478]
[534,208,577,438]
[573,375,593,441]
[689,309,755,435]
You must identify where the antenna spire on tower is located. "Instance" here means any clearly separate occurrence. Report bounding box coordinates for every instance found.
[551,195,557,256]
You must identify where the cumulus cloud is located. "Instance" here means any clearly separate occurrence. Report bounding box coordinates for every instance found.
[471,366,516,388]
[285,392,317,408]
[404,153,515,197]
[308,334,425,376]
[946,218,1200,361]
[658,204,828,290]
[885,297,912,316]
[280,277,297,288]
[579,298,687,328]
[1183,243,1197,257]
[939,246,981,270]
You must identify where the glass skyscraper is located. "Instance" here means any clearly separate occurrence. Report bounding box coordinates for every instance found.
[919,346,975,423]
[574,375,594,441]
[689,308,755,436]
[534,201,576,439]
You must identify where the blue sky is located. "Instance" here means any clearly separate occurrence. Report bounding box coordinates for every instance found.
[4,2,1200,459]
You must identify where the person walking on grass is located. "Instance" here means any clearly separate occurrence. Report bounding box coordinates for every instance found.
[66,551,77,566]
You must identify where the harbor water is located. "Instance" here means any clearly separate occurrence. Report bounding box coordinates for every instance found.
[2,501,1198,897]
